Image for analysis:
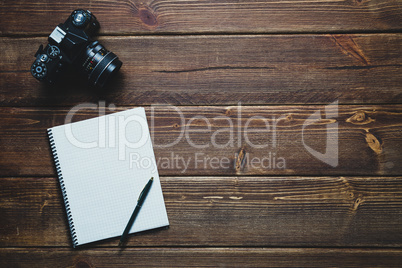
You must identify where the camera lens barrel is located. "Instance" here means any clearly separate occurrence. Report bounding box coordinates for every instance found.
[82,41,122,87]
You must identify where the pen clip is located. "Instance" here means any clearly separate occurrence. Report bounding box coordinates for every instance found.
[138,189,144,202]
[138,177,153,202]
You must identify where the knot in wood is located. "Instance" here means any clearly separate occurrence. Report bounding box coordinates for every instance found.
[346,111,375,125]
[352,197,363,211]
[355,0,369,6]
[365,132,382,154]
[235,147,247,172]
[139,6,158,27]
[75,260,92,268]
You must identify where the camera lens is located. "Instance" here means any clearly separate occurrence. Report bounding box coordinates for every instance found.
[82,41,122,87]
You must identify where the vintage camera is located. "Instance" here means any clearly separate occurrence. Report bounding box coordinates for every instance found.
[31,9,122,87]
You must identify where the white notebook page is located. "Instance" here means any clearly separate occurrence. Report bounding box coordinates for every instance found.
[48,107,169,247]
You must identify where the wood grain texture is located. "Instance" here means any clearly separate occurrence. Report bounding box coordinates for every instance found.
[1,0,402,35]
[0,105,401,176]
[1,34,401,106]
[1,0,401,265]
[1,248,402,268]
[1,176,401,247]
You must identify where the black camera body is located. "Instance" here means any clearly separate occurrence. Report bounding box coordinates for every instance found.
[31,9,122,87]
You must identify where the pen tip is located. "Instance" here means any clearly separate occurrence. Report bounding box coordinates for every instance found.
[150,177,154,181]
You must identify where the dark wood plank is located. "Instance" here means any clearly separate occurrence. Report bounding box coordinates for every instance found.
[0,0,401,35]
[0,105,401,176]
[1,248,402,267]
[1,176,401,247]
[1,34,401,106]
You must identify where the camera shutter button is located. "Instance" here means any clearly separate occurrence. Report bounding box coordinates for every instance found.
[40,54,49,62]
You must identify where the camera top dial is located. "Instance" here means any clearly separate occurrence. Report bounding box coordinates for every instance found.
[71,10,92,27]
[31,61,47,79]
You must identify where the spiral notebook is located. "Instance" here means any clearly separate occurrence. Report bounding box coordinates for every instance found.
[47,107,169,247]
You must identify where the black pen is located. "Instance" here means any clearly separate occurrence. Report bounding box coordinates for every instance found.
[118,177,154,246]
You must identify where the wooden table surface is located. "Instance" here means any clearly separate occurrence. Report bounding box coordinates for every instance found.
[1,0,402,267]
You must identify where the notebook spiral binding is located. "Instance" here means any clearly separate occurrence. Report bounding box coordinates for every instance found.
[47,129,78,247]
